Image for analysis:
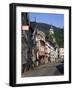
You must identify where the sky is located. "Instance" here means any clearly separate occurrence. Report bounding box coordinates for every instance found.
[29,13,64,28]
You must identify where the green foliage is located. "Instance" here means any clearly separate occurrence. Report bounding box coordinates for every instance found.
[45,31,53,42]
[45,28,64,48]
[30,22,64,48]
[54,28,64,47]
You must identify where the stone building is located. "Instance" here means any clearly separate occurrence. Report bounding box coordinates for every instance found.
[48,26,59,62]
[46,41,56,62]
[36,30,46,65]
[32,28,46,65]
[44,42,50,64]
[21,13,34,73]
[32,25,59,65]
[59,48,64,59]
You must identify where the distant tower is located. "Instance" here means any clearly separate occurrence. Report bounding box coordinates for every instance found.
[49,25,54,35]
[49,25,56,43]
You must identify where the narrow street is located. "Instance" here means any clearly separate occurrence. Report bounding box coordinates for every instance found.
[22,62,64,77]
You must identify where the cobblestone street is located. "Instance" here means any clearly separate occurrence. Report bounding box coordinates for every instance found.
[22,62,64,77]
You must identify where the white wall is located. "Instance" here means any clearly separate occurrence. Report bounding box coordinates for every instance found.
[0,0,72,89]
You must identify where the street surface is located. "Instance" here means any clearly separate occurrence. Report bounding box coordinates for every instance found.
[22,62,64,77]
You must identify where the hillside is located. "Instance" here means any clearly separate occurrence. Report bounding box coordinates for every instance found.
[30,22,64,47]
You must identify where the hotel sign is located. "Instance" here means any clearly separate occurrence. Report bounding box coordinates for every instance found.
[22,25,29,30]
